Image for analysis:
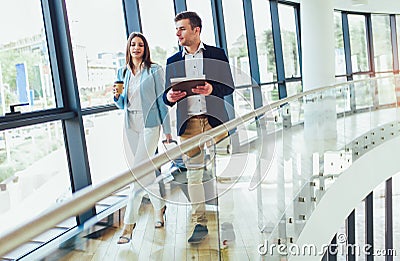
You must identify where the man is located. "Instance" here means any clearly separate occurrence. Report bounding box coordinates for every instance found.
[163,11,234,243]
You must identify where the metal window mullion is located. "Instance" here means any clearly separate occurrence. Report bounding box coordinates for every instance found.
[294,4,302,82]
[242,0,262,109]
[0,111,75,131]
[347,210,356,261]
[41,0,94,224]
[122,0,142,35]
[385,178,393,261]
[365,192,374,261]
[210,0,227,51]
[270,0,287,99]
[390,15,399,74]
[366,14,379,108]
[366,14,375,76]
[210,0,235,126]
[341,12,356,112]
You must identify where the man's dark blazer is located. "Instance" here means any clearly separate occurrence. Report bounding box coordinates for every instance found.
[163,44,234,136]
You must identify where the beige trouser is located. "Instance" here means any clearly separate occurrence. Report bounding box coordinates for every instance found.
[180,117,227,223]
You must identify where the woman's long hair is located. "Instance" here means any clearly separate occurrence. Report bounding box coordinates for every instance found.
[125,32,153,74]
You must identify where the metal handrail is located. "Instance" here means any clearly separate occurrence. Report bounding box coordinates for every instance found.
[0,75,396,256]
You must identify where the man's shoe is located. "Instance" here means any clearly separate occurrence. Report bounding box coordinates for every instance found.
[188,224,208,243]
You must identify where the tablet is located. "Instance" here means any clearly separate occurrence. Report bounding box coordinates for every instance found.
[170,76,206,96]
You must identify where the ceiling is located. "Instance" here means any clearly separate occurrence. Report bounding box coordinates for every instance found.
[291,0,400,14]
[335,0,400,13]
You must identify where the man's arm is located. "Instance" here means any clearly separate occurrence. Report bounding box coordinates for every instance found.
[208,48,234,97]
[163,58,176,106]
[163,56,188,105]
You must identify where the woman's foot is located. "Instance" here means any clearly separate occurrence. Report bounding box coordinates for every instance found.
[154,206,167,228]
[117,223,136,244]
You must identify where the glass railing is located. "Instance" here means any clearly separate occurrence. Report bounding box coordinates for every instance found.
[0,75,399,260]
[253,76,399,259]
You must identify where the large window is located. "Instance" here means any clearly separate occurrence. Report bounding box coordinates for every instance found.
[0,0,56,116]
[222,0,251,86]
[371,15,393,72]
[139,0,177,67]
[65,0,126,108]
[334,12,346,76]
[348,14,369,73]
[252,0,277,83]
[397,15,400,63]
[278,4,300,79]
[0,122,72,235]
[84,111,127,185]
[186,0,216,47]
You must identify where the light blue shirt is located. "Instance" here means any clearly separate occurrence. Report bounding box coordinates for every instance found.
[114,64,171,134]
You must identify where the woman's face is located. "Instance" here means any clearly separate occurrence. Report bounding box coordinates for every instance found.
[130,36,145,60]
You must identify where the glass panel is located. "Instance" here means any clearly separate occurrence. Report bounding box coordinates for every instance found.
[83,111,128,185]
[0,121,72,235]
[335,77,351,114]
[222,0,251,86]
[286,81,303,125]
[186,0,216,46]
[233,87,254,117]
[0,0,56,116]
[376,72,396,106]
[139,0,177,66]
[278,4,300,79]
[354,74,373,110]
[261,83,279,105]
[286,81,301,97]
[335,12,346,76]
[252,0,277,83]
[348,14,369,73]
[65,0,126,108]
[233,87,258,144]
[371,15,393,72]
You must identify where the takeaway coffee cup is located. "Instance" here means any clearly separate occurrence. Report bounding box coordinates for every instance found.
[114,81,124,94]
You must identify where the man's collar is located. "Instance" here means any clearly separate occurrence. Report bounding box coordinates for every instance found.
[182,42,206,57]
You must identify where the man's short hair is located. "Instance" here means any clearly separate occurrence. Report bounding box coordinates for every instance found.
[175,11,202,32]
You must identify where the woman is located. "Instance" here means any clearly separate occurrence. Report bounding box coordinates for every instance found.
[113,32,172,244]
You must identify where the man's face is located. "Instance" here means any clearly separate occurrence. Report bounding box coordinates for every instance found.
[175,18,200,47]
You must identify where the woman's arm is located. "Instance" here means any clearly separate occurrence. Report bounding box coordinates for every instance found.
[114,67,125,109]
[153,66,172,135]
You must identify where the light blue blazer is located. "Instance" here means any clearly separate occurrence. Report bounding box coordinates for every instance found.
[114,64,171,134]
